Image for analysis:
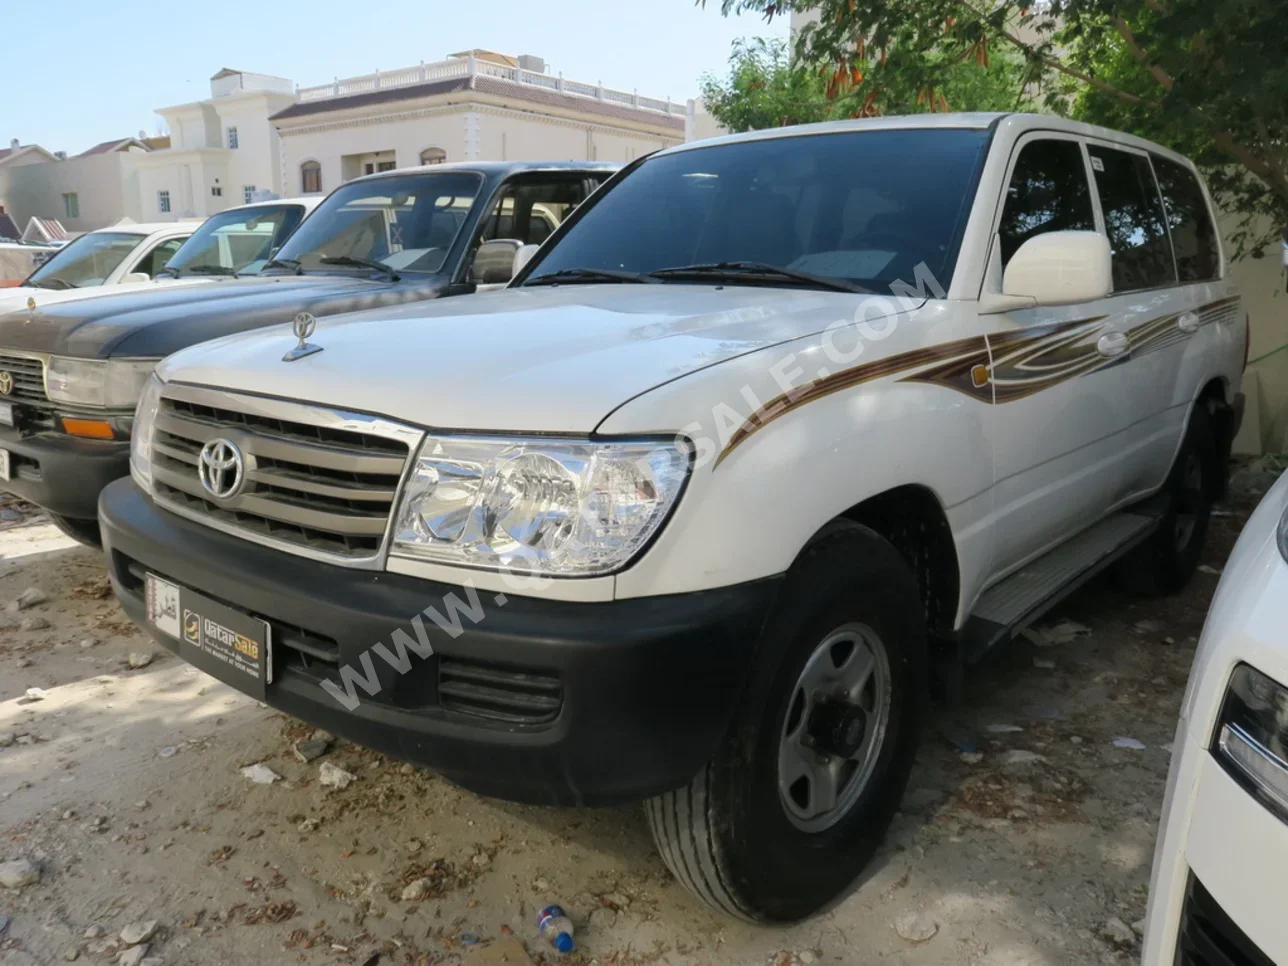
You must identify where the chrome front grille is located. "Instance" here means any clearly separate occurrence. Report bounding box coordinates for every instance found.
[0,353,48,406]
[149,385,422,566]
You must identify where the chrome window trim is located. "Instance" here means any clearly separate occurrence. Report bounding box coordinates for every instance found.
[151,382,424,571]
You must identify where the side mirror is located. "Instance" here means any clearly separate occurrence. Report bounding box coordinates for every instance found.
[121,272,151,284]
[513,244,540,279]
[469,239,523,286]
[1002,231,1112,305]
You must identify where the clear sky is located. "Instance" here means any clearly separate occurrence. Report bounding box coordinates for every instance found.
[7,0,787,155]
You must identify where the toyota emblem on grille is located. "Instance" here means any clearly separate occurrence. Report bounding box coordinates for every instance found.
[198,438,245,500]
[0,371,12,396]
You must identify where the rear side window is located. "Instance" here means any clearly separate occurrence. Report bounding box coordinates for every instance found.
[1152,156,1220,282]
[998,139,1096,267]
[1088,145,1176,292]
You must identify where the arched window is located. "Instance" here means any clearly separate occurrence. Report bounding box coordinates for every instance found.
[419,147,447,166]
[300,160,322,194]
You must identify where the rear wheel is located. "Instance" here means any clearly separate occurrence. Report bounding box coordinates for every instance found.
[48,513,102,549]
[646,521,927,922]
[1118,405,1214,595]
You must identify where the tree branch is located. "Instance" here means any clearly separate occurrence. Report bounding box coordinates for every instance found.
[1110,17,1175,91]
[943,0,1159,108]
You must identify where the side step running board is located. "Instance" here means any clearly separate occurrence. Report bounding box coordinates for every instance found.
[961,507,1162,662]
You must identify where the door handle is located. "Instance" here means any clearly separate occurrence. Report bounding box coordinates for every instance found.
[1096,331,1129,358]
[1178,310,1201,334]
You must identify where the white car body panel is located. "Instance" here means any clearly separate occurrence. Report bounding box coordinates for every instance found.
[149,114,1247,618]
[0,198,322,315]
[1142,469,1288,964]
[0,224,197,315]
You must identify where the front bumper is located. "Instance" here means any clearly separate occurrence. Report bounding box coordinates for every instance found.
[0,426,128,519]
[100,477,781,806]
[1143,473,1288,964]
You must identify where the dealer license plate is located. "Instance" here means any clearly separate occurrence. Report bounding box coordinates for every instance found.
[145,574,272,700]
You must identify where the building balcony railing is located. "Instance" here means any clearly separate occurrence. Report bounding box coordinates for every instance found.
[296,55,687,117]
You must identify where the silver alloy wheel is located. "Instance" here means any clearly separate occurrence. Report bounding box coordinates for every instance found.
[1174,449,1204,550]
[778,622,892,833]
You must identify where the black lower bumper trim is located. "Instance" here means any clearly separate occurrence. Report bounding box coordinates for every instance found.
[100,477,781,806]
[0,427,128,519]
[1176,873,1273,966]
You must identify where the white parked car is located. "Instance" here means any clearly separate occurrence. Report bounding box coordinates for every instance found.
[1142,466,1288,965]
[0,197,319,315]
[100,114,1249,921]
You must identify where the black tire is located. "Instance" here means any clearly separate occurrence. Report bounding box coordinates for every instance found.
[646,520,927,923]
[1118,405,1214,596]
[48,513,103,549]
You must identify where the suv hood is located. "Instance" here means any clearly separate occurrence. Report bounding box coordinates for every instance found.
[161,284,924,433]
[0,274,446,358]
[0,276,212,317]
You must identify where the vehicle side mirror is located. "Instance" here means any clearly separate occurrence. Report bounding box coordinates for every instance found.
[1002,231,1112,306]
[121,272,151,284]
[513,244,540,279]
[470,239,523,286]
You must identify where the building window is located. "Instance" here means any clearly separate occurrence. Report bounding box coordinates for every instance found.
[377,161,396,172]
[301,161,322,194]
[419,147,446,166]
[227,127,239,149]
[158,190,171,214]
[211,186,222,197]
[62,193,79,219]
[243,185,256,205]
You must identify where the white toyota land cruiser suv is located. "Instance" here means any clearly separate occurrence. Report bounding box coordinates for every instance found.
[101,114,1248,922]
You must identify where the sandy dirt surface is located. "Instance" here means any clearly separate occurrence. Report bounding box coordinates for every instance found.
[0,460,1283,966]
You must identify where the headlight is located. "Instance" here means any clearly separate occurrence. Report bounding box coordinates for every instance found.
[392,435,690,577]
[130,374,164,493]
[1215,664,1288,822]
[1278,503,1288,566]
[46,357,160,409]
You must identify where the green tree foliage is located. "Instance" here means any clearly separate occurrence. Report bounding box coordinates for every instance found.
[703,0,1288,258]
[700,36,1033,135]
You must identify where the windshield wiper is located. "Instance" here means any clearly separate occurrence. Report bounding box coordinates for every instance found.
[179,265,237,277]
[318,255,400,280]
[648,261,870,294]
[263,257,303,275]
[31,277,74,290]
[524,267,657,287]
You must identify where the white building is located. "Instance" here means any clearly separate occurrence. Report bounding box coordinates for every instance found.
[0,137,156,233]
[270,51,686,199]
[134,69,296,221]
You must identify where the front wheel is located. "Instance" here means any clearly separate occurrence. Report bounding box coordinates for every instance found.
[1118,404,1214,596]
[647,521,927,922]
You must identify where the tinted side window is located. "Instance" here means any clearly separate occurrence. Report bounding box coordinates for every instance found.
[999,139,1096,266]
[1089,146,1176,291]
[1152,156,1220,282]
[141,238,185,277]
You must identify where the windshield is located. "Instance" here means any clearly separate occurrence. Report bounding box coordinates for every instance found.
[274,172,483,276]
[26,232,144,289]
[164,204,306,277]
[526,128,991,292]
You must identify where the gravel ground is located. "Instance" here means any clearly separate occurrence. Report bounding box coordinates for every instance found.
[0,460,1283,966]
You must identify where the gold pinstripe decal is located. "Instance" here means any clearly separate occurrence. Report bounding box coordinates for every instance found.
[713,298,1240,468]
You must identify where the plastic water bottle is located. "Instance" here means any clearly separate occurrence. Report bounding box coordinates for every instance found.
[537,904,575,953]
